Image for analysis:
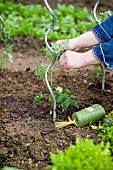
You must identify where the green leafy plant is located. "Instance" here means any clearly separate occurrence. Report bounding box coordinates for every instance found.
[34,41,79,113]
[1,2,113,41]
[91,111,113,153]
[34,62,49,80]
[52,40,69,60]
[99,111,113,153]
[47,138,113,170]
[0,20,13,71]
[0,2,112,44]
[0,167,18,170]
[42,40,69,61]
[55,86,79,112]
[100,10,113,22]
[33,86,79,113]
[90,64,100,84]
[0,2,96,39]
[33,93,43,107]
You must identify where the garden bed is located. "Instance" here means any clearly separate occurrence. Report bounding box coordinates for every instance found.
[0,0,113,170]
[0,44,113,169]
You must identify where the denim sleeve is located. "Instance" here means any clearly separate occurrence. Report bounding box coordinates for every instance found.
[92,38,113,69]
[91,15,113,43]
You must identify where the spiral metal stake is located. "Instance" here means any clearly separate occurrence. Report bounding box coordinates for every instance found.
[44,0,57,121]
[93,0,105,89]
[0,16,5,34]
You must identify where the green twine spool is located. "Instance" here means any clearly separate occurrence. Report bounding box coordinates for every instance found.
[72,104,105,127]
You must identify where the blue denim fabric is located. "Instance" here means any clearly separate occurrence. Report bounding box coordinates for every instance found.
[91,16,113,69]
[93,39,113,69]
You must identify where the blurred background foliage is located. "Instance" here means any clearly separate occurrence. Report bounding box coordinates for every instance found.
[0,0,97,40]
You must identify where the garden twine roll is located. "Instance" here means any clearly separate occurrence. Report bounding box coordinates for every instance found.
[72,104,105,127]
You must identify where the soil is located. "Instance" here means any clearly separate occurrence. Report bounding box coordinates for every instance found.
[13,0,113,10]
[0,1,113,170]
[1,40,113,170]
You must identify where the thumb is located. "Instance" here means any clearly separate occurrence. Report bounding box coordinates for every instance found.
[56,40,65,46]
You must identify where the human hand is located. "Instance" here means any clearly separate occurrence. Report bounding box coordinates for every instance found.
[59,49,100,69]
[56,31,100,53]
[56,38,80,52]
[59,50,86,69]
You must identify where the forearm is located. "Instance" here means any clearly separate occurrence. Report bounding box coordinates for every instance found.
[84,50,100,66]
[71,31,100,49]
[57,16,113,51]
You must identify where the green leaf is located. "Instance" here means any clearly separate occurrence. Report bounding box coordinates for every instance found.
[72,100,79,108]
[1,167,18,170]
[47,139,113,170]
[91,125,98,130]
[61,98,71,111]
[90,65,100,80]
[1,56,7,66]
[33,94,43,107]
[8,53,13,63]
[56,93,64,103]
[48,94,52,104]
[51,42,59,50]
[34,63,48,79]
[49,110,52,115]
[60,40,69,50]
[98,111,113,153]
[70,94,77,99]
[65,88,71,94]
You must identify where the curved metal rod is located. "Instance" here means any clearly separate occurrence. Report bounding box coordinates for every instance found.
[101,63,105,89]
[44,0,57,121]
[0,16,5,34]
[93,0,105,89]
[93,0,101,24]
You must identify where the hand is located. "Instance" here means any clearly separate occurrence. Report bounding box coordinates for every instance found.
[56,31,100,52]
[59,49,100,69]
[59,50,86,69]
[56,39,80,52]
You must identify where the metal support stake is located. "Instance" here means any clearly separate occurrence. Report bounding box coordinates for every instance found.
[93,0,105,89]
[44,0,57,121]
[0,16,5,34]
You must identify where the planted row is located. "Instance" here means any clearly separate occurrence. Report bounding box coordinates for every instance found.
[0,1,96,39]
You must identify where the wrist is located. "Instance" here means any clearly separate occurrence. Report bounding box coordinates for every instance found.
[70,37,81,50]
[74,31,100,49]
[85,49,100,66]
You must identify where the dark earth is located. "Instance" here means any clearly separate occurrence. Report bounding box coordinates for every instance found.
[0,0,113,170]
[13,0,113,10]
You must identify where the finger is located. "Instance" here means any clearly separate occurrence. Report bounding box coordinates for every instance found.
[59,53,66,66]
[73,48,79,52]
[56,40,65,46]
[73,45,81,52]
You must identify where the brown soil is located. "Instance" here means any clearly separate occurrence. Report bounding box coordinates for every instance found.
[0,1,113,170]
[1,40,113,169]
[13,0,113,10]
